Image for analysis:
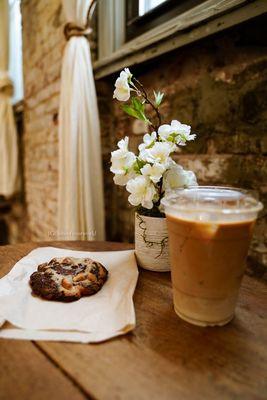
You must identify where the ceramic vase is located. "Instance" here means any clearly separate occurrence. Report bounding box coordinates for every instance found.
[135,212,170,272]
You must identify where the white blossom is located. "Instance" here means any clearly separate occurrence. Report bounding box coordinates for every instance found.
[138,131,157,151]
[126,175,158,209]
[141,163,166,184]
[111,69,199,211]
[158,120,196,146]
[117,137,129,151]
[113,69,132,102]
[113,170,136,186]
[163,164,198,192]
[158,124,172,141]
[139,141,173,167]
[110,137,136,185]
[123,68,132,80]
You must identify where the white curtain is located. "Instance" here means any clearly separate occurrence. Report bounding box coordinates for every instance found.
[58,0,105,241]
[0,0,18,197]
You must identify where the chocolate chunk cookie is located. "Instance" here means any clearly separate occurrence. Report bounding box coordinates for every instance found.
[30,257,108,302]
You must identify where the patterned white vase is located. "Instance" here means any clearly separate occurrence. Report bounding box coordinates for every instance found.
[134,213,171,272]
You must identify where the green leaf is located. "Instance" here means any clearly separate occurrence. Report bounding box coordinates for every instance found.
[122,98,151,124]
[135,158,146,172]
[122,105,140,119]
[137,110,151,124]
[153,91,164,107]
[132,97,145,113]
[122,96,152,124]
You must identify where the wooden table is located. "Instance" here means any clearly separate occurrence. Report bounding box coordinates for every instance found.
[0,241,266,400]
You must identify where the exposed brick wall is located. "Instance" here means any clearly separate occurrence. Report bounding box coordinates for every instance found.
[21,0,64,240]
[98,15,267,265]
[20,1,267,265]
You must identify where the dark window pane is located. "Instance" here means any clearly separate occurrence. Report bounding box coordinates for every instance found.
[126,0,205,41]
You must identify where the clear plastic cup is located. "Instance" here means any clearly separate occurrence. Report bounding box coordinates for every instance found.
[161,186,263,327]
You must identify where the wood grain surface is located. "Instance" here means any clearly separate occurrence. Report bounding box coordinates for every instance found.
[0,241,266,400]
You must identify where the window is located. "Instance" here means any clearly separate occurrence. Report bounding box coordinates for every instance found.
[126,0,203,40]
[9,0,23,104]
[139,0,168,16]
[96,0,267,79]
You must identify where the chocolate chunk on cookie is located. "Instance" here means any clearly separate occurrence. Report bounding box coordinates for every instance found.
[30,257,108,302]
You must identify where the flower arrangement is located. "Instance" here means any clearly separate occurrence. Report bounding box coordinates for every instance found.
[110,68,198,217]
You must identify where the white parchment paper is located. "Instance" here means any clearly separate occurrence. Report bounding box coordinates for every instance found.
[0,247,138,343]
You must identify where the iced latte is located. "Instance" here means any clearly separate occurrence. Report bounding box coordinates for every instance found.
[162,187,262,327]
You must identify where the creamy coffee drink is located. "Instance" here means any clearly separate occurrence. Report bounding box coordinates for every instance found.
[162,187,262,327]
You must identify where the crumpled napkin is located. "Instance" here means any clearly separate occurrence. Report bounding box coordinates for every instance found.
[0,247,138,343]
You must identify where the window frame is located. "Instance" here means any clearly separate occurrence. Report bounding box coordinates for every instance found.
[96,0,267,79]
[126,0,204,41]
[97,0,125,60]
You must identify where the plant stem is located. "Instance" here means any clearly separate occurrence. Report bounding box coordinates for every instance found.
[158,177,163,199]
[132,78,164,201]
[132,78,162,134]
